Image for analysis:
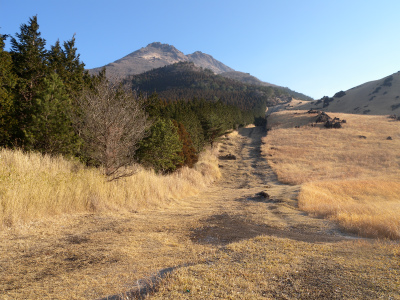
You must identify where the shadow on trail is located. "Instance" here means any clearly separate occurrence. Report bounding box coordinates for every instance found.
[190,212,345,246]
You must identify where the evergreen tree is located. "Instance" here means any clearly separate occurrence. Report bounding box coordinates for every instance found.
[59,35,88,96]
[10,15,48,147]
[0,34,18,146]
[200,111,225,147]
[136,119,183,173]
[32,72,80,155]
[166,100,205,152]
[48,40,64,77]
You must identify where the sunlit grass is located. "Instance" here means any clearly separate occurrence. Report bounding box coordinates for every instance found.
[0,147,220,228]
[263,110,400,239]
[299,179,400,239]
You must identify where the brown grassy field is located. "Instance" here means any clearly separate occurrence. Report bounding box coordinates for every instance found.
[1,123,400,299]
[0,147,220,228]
[262,110,400,239]
[151,237,400,299]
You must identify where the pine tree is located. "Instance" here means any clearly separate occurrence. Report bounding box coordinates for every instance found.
[32,72,80,155]
[200,111,225,147]
[49,35,88,97]
[0,34,18,146]
[10,15,49,147]
[136,119,183,173]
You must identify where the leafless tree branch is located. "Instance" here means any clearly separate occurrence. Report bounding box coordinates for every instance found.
[74,74,151,181]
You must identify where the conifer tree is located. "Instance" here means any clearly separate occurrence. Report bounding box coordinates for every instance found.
[10,15,48,147]
[0,34,18,146]
[32,72,80,155]
[48,35,88,97]
[200,111,225,147]
[136,119,183,173]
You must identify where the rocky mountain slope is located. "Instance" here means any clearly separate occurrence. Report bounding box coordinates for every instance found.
[294,71,400,115]
[186,51,234,74]
[89,42,235,78]
[88,42,286,90]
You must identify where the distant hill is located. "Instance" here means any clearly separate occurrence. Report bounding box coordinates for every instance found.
[294,71,400,115]
[124,61,306,114]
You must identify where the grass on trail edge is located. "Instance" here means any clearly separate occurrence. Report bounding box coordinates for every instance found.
[0,146,221,228]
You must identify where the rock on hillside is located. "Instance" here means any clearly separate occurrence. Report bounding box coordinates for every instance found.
[294,71,400,115]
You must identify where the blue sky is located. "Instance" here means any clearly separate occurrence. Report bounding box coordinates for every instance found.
[1,0,400,99]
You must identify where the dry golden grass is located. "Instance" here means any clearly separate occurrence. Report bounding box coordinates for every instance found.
[0,147,220,228]
[1,126,400,299]
[263,110,400,239]
[151,236,400,299]
[299,179,400,239]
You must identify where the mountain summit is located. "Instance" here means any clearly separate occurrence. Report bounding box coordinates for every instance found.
[89,42,187,78]
[89,42,234,78]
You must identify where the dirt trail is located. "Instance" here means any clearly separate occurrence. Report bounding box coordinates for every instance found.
[98,126,349,298]
[188,126,346,246]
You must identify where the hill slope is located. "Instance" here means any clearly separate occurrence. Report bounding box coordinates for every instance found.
[219,71,277,87]
[294,71,400,115]
[125,62,312,114]
[186,51,234,74]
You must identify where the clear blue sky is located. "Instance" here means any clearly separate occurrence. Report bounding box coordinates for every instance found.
[1,0,400,99]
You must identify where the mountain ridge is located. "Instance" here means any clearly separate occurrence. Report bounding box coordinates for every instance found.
[89,42,235,78]
[88,42,286,91]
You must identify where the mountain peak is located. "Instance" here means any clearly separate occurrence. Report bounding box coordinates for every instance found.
[147,42,163,47]
[89,42,233,77]
[145,42,179,52]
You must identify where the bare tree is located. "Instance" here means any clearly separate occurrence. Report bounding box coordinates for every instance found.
[75,73,151,180]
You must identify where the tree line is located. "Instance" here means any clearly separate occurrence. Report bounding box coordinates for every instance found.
[0,16,258,179]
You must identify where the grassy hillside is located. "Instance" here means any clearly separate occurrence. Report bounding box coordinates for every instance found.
[293,71,400,115]
[263,110,400,239]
